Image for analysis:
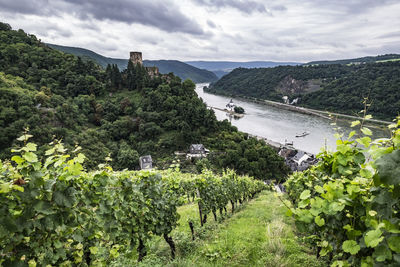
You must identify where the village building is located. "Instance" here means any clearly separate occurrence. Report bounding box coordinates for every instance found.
[226,99,235,110]
[139,155,153,170]
[186,144,209,159]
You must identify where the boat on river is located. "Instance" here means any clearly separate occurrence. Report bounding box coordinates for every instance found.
[295,131,310,138]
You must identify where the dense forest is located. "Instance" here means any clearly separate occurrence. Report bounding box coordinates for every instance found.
[0,22,289,180]
[47,44,218,83]
[208,61,400,120]
[306,53,400,65]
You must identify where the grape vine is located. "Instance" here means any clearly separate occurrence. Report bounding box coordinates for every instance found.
[0,135,265,266]
[283,116,400,266]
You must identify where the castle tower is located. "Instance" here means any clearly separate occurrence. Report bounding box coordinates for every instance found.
[130,51,142,65]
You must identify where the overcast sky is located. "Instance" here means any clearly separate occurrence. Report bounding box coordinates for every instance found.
[1,0,400,62]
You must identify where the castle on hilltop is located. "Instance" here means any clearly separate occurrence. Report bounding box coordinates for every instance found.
[130,51,160,78]
[130,51,143,65]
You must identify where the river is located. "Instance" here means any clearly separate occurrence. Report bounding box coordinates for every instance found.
[195,83,390,154]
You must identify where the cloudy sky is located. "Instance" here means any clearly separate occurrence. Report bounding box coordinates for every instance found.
[1,0,400,62]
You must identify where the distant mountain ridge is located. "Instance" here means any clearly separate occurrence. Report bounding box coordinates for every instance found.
[185,60,301,78]
[306,54,400,65]
[47,44,218,83]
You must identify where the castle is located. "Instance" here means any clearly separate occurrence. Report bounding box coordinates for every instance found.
[130,51,159,78]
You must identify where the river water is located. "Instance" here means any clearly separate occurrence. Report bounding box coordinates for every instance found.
[195,83,390,154]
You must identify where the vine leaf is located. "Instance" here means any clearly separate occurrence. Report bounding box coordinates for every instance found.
[315,216,325,227]
[376,150,400,185]
[364,229,384,248]
[300,190,311,200]
[342,240,360,255]
[387,236,400,253]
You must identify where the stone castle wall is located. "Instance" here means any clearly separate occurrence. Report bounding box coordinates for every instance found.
[130,52,143,65]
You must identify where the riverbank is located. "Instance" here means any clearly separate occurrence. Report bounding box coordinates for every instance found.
[239,96,391,125]
[204,88,391,125]
[208,106,244,118]
[196,84,390,155]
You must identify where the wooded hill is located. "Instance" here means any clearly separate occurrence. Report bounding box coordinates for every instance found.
[208,60,400,120]
[306,53,400,65]
[185,60,300,78]
[47,44,218,83]
[0,22,289,180]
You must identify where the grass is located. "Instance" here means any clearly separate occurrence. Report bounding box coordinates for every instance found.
[132,191,323,267]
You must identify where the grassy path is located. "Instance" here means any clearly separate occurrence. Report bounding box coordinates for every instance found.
[138,191,323,267]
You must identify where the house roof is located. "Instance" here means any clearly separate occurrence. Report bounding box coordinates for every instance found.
[140,155,152,163]
[190,144,205,150]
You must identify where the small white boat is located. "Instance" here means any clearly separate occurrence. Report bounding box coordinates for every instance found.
[295,131,310,138]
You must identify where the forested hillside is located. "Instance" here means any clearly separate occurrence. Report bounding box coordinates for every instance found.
[306,53,400,65]
[48,44,218,83]
[186,60,300,78]
[0,22,288,180]
[208,61,400,120]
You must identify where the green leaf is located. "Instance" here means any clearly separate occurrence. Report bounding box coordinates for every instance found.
[300,189,311,200]
[373,244,392,262]
[12,185,24,192]
[45,148,55,156]
[17,134,33,141]
[33,201,54,215]
[361,127,372,136]
[11,155,25,164]
[387,236,400,253]
[54,190,75,208]
[25,142,37,152]
[337,144,351,154]
[376,150,400,185]
[0,183,11,193]
[348,131,356,139]
[356,137,371,148]
[54,240,63,249]
[364,229,384,248]
[75,153,85,164]
[360,168,373,179]
[342,240,360,255]
[365,115,372,120]
[315,215,325,226]
[368,210,377,217]
[23,152,38,163]
[330,202,345,212]
[89,246,99,255]
[285,208,293,217]
[351,120,361,127]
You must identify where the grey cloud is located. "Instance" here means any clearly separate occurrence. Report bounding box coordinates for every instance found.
[0,0,55,16]
[376,31,400,39]
[207,20,216,28]
[194,0,268,14]
[271,5,287,11]
[304,0,399,15]
[0,0,205,35]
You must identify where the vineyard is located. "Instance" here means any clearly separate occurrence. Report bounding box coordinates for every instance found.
[284,116,400,266]
[2,119,400,267]
[0,134,265,266]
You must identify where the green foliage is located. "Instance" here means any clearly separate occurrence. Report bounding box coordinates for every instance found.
[233,106,245,114]
[0,137,265,265]
[47,44,218,83]
[206,132,290,180]
[306,54,400,65]
[0,21,288,181]
[284,116,400,266]
[209,62,400,120]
